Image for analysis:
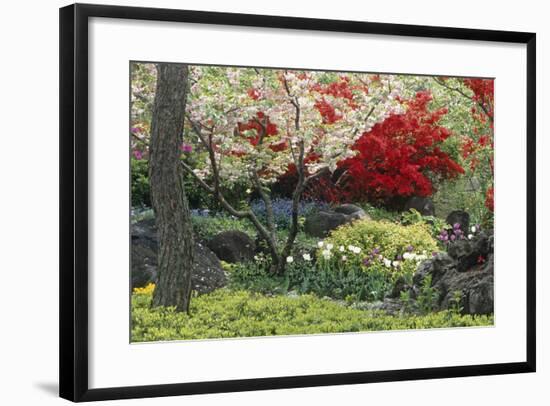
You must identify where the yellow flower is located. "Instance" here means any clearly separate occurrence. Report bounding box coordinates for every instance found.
[133,282,155,295]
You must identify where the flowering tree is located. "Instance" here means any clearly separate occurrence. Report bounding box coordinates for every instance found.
[180,67,405,273]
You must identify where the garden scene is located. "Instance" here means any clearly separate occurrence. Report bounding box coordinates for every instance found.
[130,63,495,342]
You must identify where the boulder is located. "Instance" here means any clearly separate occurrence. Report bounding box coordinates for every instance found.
[446,210,470,233]
[207,230,256,263]
[332,204,369,220]
[404,196,435,216]
[304,210,352,238]
[353,298,405,315]
[411,231,494,315]
[131,219,227,293]
[447,231,490,272]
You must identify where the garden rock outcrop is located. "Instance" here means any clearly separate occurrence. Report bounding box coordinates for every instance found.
[131,219,227,293]
[446,210,470,234]
[206,230,256,263]
[404,196,435,216]
[411,231,494,314]
[332,204,368,220]
[304,205,370,237]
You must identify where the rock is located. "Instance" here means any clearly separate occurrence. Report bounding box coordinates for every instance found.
[404,196,435,216]
[446,210,470,233]
[303,206,370,238]
[207,230,256,263]
[447,232,490,272]
[333,204,369,220]
[413,252,456,288]
[304,210,352,238]
[411,232,494,314]
[356,298,404,315]
[131,219,227,293]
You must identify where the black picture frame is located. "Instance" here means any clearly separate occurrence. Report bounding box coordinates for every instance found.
[59,3,536,402]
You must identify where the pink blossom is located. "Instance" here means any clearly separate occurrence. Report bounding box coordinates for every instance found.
[181,143,193,153]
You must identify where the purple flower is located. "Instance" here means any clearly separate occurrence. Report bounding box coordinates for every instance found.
[450,234,456,241]
[133,150,143,160]
[372,248,380,255]
[396,254,403,261]
[432,252,437,257]
[131,127,141,134]
[181,143,193,153]
[438,233,449,242]
[406,245,414,252]
[363,258,371,267]
[453,223,461,230]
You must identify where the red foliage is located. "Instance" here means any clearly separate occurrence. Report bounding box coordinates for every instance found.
[485,187,494,212]
[314,98,343,124]
[247,88,261,100]
[237,112,282,151]
[464,78,494,120]
[311,76,355,101]
[335,91,464,202]
[238,111,278,146]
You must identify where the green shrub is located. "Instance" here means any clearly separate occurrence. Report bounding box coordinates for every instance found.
[359,203,401,222]
[131,158,151,207]
[317,220,439,299]
[228,255,289,295]
[191,213,255,241]
[286,260,390,301]
[131,288,493,342]
[417,274,439,314]
[400,208,449,243]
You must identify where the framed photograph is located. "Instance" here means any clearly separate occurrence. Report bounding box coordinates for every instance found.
[59,3,536,402]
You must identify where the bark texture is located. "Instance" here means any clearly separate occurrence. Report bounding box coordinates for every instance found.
[149,63,194,313]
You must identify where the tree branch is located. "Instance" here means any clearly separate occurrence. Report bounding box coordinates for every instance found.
[433,78,493,122]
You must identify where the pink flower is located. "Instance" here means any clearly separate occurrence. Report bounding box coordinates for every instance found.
[180,144,193,153]
[133,150,143,160]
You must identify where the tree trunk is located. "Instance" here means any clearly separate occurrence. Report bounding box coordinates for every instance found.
[149,63,194,313]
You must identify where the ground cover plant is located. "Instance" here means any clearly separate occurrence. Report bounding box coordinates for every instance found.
[132,285,493,342]
[130,62,495,341]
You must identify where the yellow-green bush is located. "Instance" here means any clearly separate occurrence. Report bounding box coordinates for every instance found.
[319,219,439,280]
[131,288,492,342]
[308,220,440,300]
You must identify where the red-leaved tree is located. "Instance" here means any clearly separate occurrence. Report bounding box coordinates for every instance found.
[274,91,464,205]
[331,91,463,204]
